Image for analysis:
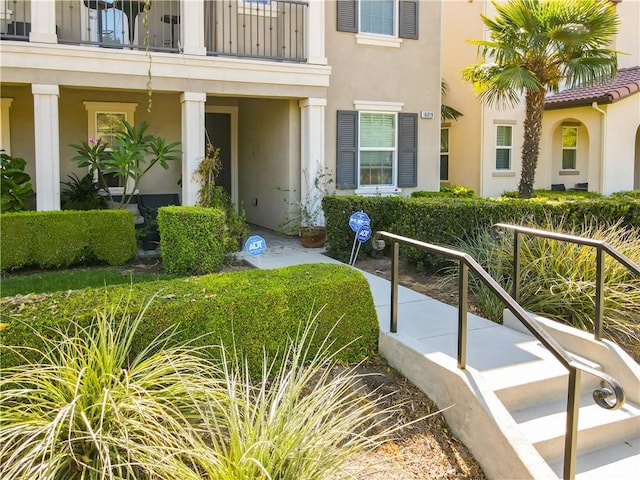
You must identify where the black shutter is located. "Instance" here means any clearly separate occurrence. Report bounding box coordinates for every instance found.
[398,113,418,188]
[399,0,419,39]
[336,110,358,189]
[337,0,358,33]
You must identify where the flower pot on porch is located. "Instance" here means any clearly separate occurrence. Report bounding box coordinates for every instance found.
[299,226,326,248]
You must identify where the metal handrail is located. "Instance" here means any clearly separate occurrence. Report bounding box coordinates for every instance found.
[372,230,626,480]
[490,223,640,341]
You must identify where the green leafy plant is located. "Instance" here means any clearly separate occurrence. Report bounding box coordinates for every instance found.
[280,165,334,235]
[60,173,107,210]
[1,301,407,479]
[1,151,34,213]
[193,143,248,252]
[70,121,181,209]
[451,217,640,346]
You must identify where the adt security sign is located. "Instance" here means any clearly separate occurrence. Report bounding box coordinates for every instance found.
[357,224,372,243]
[245,235,266,257]
[349,211,370,232]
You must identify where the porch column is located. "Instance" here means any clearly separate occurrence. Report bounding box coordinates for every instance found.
[180,92,206,206]
[181,0,206,55]
[29,0,57,43]
[306,0,327,64]
[32,84,60,211]
[299,97,327,223]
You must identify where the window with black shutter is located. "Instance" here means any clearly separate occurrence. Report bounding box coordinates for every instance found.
[337,0,418,40]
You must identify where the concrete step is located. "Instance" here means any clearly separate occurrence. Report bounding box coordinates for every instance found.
[549,435,640,479]
[483,339,602,411]
[512,394,640,464]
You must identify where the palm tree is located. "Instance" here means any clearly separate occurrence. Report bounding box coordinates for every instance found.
[441,79,463,122]
[463,0,619,198]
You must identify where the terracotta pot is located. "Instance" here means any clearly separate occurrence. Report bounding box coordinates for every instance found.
[299,226,326,248]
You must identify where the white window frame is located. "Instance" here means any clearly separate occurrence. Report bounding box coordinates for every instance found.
[440,127,450,182]
[357,110,398,192]
[83,101,137,195]
[495,124,513,171]
[1,98,13,155]
[561,126,578,171]
[356,0,402,48]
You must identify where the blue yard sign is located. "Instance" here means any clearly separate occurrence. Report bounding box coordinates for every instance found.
[349,211,371,232]
[357,224,372,243]
[245,235,266,257]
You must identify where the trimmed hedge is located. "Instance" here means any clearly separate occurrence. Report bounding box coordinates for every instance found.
[323,195,640,271]
[0,264,378,374]
[157,206,229,275]
[411,184,476,198]
[0,210,136,271]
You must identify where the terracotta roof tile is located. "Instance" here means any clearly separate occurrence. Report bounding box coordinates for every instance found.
[544,66,640,110]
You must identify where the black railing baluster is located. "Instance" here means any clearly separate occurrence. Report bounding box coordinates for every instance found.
[372,230,627,480]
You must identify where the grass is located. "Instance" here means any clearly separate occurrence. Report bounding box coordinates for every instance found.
[451,217,640,347]
[0,301,406,479]
[1,267,171,298]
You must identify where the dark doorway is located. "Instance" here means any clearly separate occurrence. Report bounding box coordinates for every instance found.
[205,112,232,197]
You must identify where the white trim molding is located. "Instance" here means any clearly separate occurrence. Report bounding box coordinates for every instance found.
[354,100,404,112]
[355,34,402,48]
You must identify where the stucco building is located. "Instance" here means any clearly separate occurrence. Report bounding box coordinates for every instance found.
[0,0,442,229]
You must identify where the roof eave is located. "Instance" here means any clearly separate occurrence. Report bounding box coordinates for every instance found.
[544,95,613,110]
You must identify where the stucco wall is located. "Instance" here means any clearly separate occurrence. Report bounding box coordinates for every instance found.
[238,97,299,231]
[324,0,442,195]
[615,0,640,69]
[604,96,640,194]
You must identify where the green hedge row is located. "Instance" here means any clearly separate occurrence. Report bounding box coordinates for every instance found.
[157,206,229,275]
[0,264,378,374]
[323,195,640,271]
[0,210,136,271]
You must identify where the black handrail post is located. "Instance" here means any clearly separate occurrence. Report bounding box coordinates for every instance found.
[513,231,521,301]
[390,240,399,333]
[458,261,469,369]
[595,246,605,341]
[564,368,581,480]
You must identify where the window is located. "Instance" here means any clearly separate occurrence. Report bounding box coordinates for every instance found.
[337,0,418,40]
[495,125,512,170]
[83,101,137,193]
[336,109,417,191]
[360,0,395,36]
[562,126,577,170]
[440,128,449,181]
[359,112,396,186]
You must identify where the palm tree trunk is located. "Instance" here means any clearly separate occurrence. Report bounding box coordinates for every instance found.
[518,88,546,198]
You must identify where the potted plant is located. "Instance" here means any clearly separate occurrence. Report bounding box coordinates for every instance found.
[281,165,334,248]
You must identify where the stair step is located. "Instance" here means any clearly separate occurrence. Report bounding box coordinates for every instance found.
[483,339,602,410]
[513,395,640,463]
[549,435,640,479]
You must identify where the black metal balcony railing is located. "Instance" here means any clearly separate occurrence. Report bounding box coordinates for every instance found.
[205,0,307,62]
[1,1,308,62]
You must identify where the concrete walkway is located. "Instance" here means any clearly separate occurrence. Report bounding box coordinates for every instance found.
[237,226,640,480]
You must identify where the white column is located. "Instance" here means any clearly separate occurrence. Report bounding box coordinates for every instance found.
[299,97,327,224]
[29,0,57,43]
[32,84,60,211]
[180,92,206,206]
[306,0,327,64]
[181,0,206,55]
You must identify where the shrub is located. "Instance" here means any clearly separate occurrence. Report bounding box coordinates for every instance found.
[451,217,640,345]
[411,184,475,198]
[0,210,136,271]
[611,190,640,200]
[323,195,640,271]
[1,264,378,373]
[0,302,395,480]
[157,205,229,275]
[501,189,603,200]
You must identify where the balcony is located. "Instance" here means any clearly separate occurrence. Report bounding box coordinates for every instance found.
[0,0,308,62]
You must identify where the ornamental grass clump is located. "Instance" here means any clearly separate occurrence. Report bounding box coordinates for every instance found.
[452,218,640,348]
[1,301,403,480]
